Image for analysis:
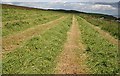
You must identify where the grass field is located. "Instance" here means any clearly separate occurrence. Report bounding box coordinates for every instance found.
[3,16,72,74]
[2,4,65,36]
[79,13,120,40]
[77,16,119,73]
[2,4,119,74]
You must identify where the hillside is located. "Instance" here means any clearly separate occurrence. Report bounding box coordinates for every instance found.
[2,4,119,19]
[2,4,119,74]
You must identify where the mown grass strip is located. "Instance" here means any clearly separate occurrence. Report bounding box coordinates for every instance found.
[2,13,63,37]
[80,17,118,45]
[79,14,119,40]
[2,16,72,74]
[77,16,119,74]
[3,16,67,52]
[2,4,63,22]
[2,4,66,37]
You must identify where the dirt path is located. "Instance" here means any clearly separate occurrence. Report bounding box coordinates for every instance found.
[55,15,88,74]
[2,16,67,52]
[81,17,118,45]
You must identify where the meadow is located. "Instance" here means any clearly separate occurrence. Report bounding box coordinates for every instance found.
[2,4,119,74]
[3,16,72,74]
[2,4,65,36]
[79,13,120,40]
[77,16,119,73]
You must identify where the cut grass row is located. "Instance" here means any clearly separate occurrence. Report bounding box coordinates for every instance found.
[3,16,67,52]
[2,5,66,36]
[79,14,119,40]
[3,11,62,24]
[2,16,72,74]
[2,4,63,22]
[77,16,119,74]
[3,14,62,37]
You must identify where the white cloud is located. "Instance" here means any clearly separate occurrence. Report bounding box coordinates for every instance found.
[78,3,86,5]
[91,4,117,10]
[5,2,13,4]
[2,0,120,2]
[2,2,118,17]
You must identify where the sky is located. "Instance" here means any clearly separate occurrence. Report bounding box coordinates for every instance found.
[2,0,119,17]
[2,0,120,2]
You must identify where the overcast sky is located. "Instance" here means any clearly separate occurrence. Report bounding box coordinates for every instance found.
[2,0,120,2]
[2,0,119,17]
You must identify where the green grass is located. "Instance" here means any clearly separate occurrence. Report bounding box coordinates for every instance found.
[2,16,72,74]
[2,4,119,74]
[2,5,66,36]
[2,4,62,22]
[77,16,119,74]
[79,14,119,40]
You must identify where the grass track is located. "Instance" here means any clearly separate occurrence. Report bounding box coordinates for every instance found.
[55,15,89,74]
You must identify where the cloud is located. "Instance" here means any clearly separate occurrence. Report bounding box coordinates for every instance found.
[91,4,117,10]
[3,2,118,17]
[2,0,120,2]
